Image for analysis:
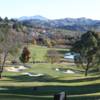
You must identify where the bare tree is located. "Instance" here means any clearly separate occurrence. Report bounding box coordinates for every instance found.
[0,25,23,78]
[46,49,60,64]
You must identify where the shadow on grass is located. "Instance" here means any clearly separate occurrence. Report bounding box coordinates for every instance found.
[2,74,100,99]
[69,95,100,100]
[4,74,55,82]
[0,85,100,100]
[4,74,100,83]
[0,94,52,100]
[0,84,100,95]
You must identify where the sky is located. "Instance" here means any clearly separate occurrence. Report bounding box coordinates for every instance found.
[0,0,99,20]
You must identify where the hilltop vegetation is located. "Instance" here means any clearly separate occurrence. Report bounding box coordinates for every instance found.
[0,17,82,48]
[19,15,100,32]
[0,16,100,50]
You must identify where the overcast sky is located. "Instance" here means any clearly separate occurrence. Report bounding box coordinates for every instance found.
[0,0,99,19]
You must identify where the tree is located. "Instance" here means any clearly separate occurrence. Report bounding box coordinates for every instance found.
[0,17,3,21]
[21,26,29,46]
[4,17,9,23]
[71,31,100,76]
[32,37,37,45]
[44,38,52,48]
[19,47,30,63]
[46,49,60,64]
[0,24,23,78]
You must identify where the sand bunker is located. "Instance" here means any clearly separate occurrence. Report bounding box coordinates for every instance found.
[55,68,75,74]
[22,72,44,77]
[5,66,27,72]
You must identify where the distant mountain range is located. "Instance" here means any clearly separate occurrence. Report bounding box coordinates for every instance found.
[18,15,100,32]
[19,15,48,21]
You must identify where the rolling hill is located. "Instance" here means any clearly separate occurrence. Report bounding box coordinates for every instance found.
[18,15,100,32]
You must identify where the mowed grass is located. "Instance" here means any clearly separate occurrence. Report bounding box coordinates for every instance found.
[0,45,100,100]
[1,63,100,100]
[29,45,48,61]
[28,45,68,61]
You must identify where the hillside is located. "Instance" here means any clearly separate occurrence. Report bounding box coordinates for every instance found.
[19,16,100,32]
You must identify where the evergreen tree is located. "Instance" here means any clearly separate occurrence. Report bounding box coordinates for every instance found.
[20,47,30,63]
[71,31,100,76]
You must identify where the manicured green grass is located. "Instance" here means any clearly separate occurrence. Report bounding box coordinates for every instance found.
[29,45,49,61]
[0,45,100,100]
[28,45,68,61]
[0,63,100,100]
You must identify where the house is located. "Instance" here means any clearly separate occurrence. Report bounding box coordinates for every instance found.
[64,52,74,60]
[64,52,80,62]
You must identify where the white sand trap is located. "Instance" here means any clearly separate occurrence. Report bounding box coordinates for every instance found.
[5,66,27,72]
[55,68,60,71]
[63,70,75,74]
[22,72,44,77]
[18,66,27,70]
[55,68,75,74]
[5,67,19,72]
